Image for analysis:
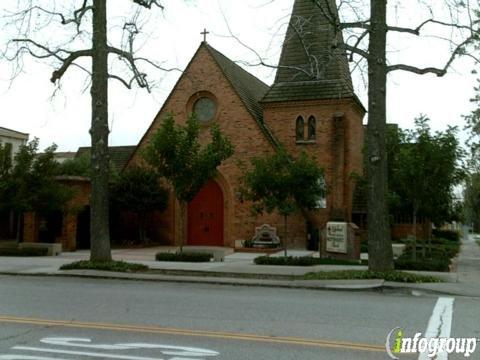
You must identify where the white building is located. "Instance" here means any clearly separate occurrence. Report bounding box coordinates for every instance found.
[0,127,29,160]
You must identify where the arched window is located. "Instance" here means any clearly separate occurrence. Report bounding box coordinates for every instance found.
[308,116,316,140]
[295,116,304,141]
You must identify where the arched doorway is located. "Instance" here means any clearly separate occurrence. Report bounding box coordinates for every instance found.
[187,180,224,246]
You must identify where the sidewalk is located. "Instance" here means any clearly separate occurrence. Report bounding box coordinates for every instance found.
[0,238,479,297]
[385,233,480,297]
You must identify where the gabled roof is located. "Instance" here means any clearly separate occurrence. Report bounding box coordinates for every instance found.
[205,44,269,124]
[262,0,355,103]
[0,127,29,139]
[204,43,280,147]
[125,41,283,170]
[76,146,136,173]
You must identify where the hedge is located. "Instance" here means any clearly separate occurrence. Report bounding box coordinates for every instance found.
[432,229,460,242]
[0,247,48,257]
[394,255,451,272]
[60,260,149,272]
[304,270,442,283]
[254,256,364,266]
[155,252,213,262]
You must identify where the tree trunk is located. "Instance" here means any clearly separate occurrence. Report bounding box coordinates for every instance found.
[426,221,431,257]
[179,200,187,253]
[15,211,22,243]
[367,0,394,271]
[138,212,146,243]
[412,207,417,261]
[283,214,288,257]
[89,0,111,262]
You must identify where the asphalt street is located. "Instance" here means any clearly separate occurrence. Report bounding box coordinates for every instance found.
[0,276,478,359]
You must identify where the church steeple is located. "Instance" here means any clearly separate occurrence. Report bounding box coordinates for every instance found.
[262,0,354,103]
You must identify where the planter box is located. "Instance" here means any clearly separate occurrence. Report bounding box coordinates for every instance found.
[392,243,406,258]
[19,243,62,256]
[234,248,281,254]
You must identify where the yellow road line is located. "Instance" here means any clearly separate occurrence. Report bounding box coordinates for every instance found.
[0,315,385,353]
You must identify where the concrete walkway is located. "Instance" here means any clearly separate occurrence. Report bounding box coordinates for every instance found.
[384,233,480,297]
[0,236,479,296]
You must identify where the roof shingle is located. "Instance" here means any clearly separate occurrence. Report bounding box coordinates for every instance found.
[205,44,280,147]
[262,0,355,103]
[76,146,136,173]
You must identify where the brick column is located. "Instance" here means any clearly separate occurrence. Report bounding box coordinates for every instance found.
[23,212,38,243]
[63,213,78,251]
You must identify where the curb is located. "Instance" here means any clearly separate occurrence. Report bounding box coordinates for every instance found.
[1,270,477,297]
[0,270,385,292]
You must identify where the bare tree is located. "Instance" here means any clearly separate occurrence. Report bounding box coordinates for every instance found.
[226,0,479,270]
[1,0,174,261]
[334,0,479,270]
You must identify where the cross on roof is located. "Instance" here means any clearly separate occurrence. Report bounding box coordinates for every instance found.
[201,28,209,42]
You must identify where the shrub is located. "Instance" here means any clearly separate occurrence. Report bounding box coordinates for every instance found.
[432,229,460,242]
[0,247,48,256]
[304,270,442,283]
[360,240,368,253]
[254,256,365,266]
[242,239,254,248]
[60,260,148,272]
[155,252,212,262]
[394,254,451,272]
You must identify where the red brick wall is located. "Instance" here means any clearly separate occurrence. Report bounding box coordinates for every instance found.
[58,179,91,250]
[129,46,278,247]
[392,222,432,241]
[262,99,365,241]
[128,45,365,249]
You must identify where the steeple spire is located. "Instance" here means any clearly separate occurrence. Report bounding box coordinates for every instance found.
[262,0,354,103]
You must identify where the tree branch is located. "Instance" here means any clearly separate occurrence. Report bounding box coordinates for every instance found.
[346,30,369,61]
[9,39,92,83]
[108,74,134,89]
[386,64,448,76]
[388,19,477,35]
[340,21,370,30]
[6,1,93,31]
[108,45,149,90]
[343,43,369,59]
[387,36,478,76]
[132,0,164,9]
[51,49,93,83]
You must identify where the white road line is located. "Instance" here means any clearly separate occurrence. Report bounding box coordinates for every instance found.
[12,346,166,360]
[418,297,455,360]
[39,337,219,356]
[0,356,70,360]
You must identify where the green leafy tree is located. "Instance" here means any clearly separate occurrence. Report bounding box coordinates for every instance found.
[56,153,91,177]
[110,166,168,243]
[390,116,464,258]
[144,114,234,251]
[464,79,480,170]
[241,148,325,256]
[0,138,72,241]
[464,173,480,232]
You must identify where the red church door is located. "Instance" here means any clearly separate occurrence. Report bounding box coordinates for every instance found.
[187,180,224,246]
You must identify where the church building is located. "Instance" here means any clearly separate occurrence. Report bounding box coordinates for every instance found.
[126,0,366,249]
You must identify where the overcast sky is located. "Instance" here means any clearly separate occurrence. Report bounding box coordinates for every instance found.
[0,0,477,152]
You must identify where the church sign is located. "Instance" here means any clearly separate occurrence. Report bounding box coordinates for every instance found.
[326,222,348,254]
